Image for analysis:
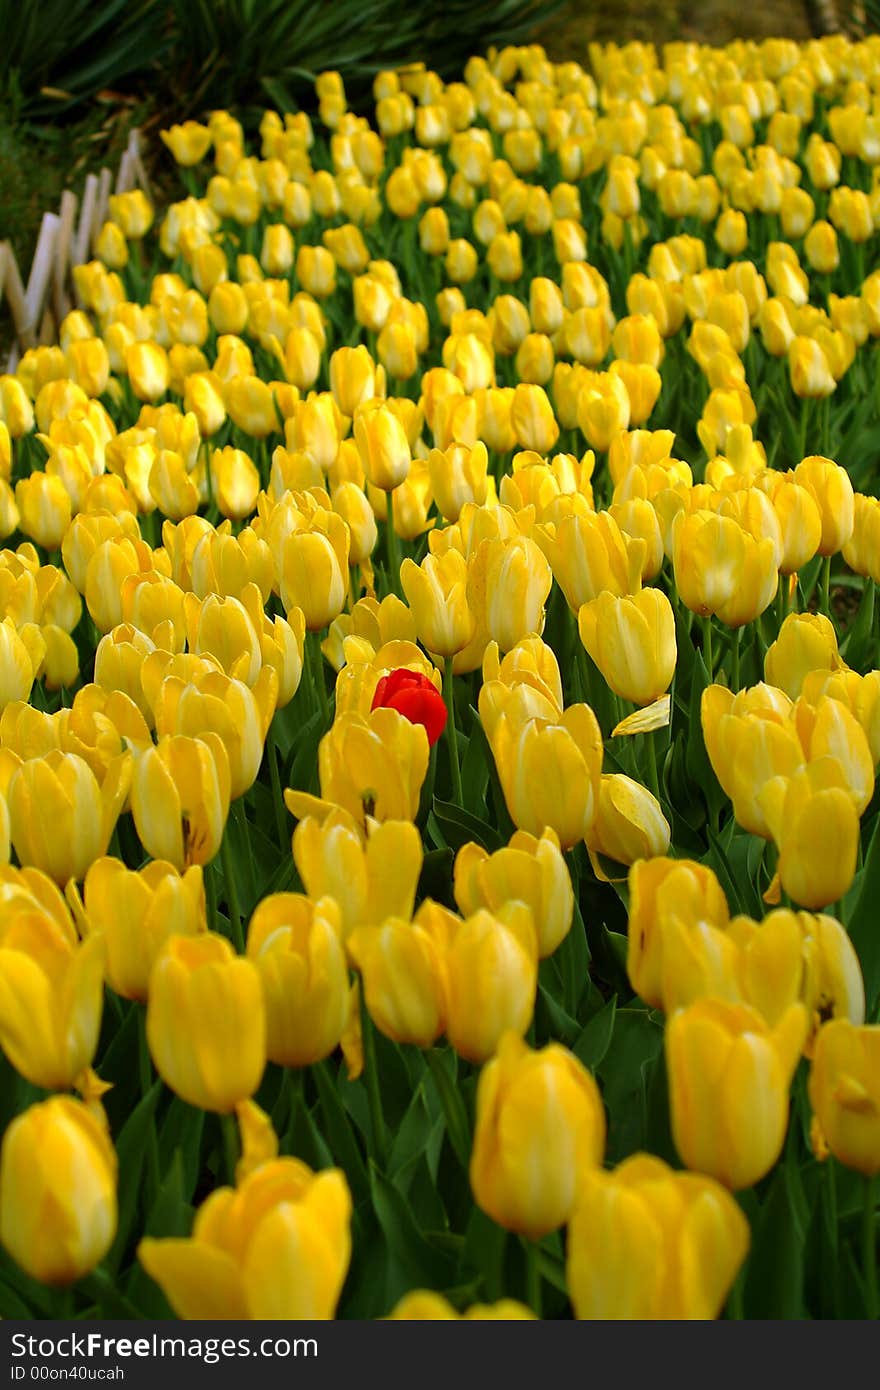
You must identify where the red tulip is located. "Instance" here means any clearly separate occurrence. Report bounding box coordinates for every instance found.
[371,668,447,747]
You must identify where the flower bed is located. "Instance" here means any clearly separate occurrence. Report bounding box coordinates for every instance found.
[0,34,879,1321]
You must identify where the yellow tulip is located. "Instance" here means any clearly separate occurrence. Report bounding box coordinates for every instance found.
[292,811,422,944]
[567,1154,749,1319]
[147,932,265,1112]
[127,341,170,403]
[480,682,603,848]
[160,121,212,165]
[401,549,475,659]
[536,510,644,612]
[75,857,205,1002]
[701,683,804,837]
[667,998,808,1189]
[285,707,429,827]
[793,455,855,555]
[210,446,261,521]
[0,907,103,1089]
[764,612,844,700]
[14,473,71,551]
[442,902,538,1062]
[427,441,489,523]
[154,665,277,799]
[672,510,777,626]
[246,894,349,1067]
[0,1096,116,1286]
[578,588,676,706]
[0,616,43,712]
[388,1291,535,1319]
[729,909,864,1047]
[586,774,671,872]
[470,1031,606,1239]
[353,401,411,491]
[348,914,446,1047]
[627,856,730,1010]
[473,534,553,654]
[280,514,350,631]
[454,827,572,959]
[139,1154,351,1318]
[130,733,231,871]
[6,750,130,884]
[759,761,860,909]
[809,1020,880,1176]
[510,383,560,453]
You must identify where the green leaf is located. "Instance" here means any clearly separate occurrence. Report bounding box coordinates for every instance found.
[743,1164,806,1319]
[313,1059,370,1200]
[573,995,617,1071]
[597,1007,664,1163]
[157,1099,205,1203]
[845,812,880,1013]
[431,797,504,852]
[368,1162,456,1302]
[106,1080,162,1274]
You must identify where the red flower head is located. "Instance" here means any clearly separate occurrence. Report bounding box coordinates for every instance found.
[371,667,447,748]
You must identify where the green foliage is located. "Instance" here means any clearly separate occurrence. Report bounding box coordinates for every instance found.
[0,0,564,121]
[0,0,166,115]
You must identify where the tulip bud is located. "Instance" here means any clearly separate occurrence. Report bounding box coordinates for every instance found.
[286,706,429,826]
[147,932,265,1112]
[793,455,854,555]
[78,857,205,1002]
[764,612,844,700]
[470,1031,606,1238]
[292,812,422,944]
[280,517,350,632]
[14,473,71,551]
[348,915,446,1047]
[130,733,231,871]
[586,774,671,871]
[454,827,573,959]
[6,750,130,884]
[567,1154,749,1319]
[578,588,676,706]
[627,856,730,1010]
[139,1155,351,1318]
[246,894,349,1067]
[759,761,860,909]
[353,401,411,492]
[0,907,104,1089]
[666,999,808,1189]
[0,1097,116,1286]
[480,683,603,848]
[441,901,538,1062]
[809,1020,880,1176]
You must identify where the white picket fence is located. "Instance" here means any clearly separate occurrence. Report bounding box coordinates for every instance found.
[0,127,151,372]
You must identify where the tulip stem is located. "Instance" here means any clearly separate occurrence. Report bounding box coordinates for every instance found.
[136,1007,162,1202]
[221,1112,240,1186]
[820,555,832,618]
[309,632,330,729]
[359,982,388,1166]
[385,489,401,596]
[443,658,463,806]
[266,724,288,849]
[523,1239,542,1319]
[219,830,245,953]
[232,798,256,910]
[826,1156,841,1316]
[644,729,661,803]
[701,616,714,681]
[425,1049,471,1168]
[730,627,742,693]
[863,1174,878,1319]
